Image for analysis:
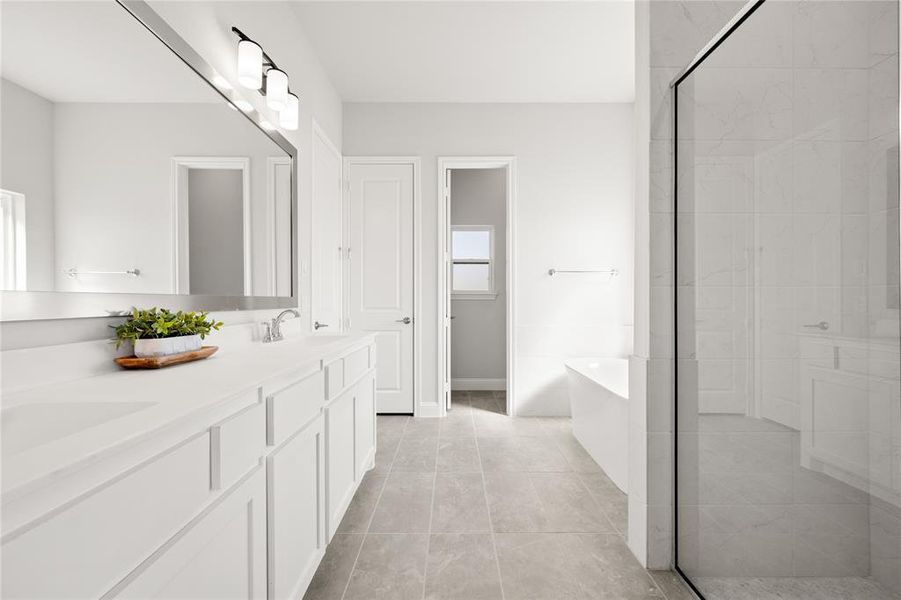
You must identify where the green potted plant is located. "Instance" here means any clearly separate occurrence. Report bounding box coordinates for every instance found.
[112,307,224,358]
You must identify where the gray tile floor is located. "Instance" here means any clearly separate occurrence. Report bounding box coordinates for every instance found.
[304,391,695,600]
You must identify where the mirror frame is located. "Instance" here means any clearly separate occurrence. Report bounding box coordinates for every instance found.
[0,0,299,322]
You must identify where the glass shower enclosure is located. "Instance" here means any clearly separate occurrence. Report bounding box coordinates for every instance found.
[674,0,901,598]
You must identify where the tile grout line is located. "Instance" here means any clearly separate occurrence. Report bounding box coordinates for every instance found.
[340,416,405,600]
[588,478,623,536]
[420,478,436,600]
[420,410,444,600]
[567,464,621,537]
[473,402,508,600]
[548,429,624,537]
[557,438,666,599]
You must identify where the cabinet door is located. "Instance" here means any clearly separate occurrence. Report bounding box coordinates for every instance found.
[267,415,325,600]
[112,468,267,600]
[325,388,356,540]
[354,372,376,478]
[3,434,212,600]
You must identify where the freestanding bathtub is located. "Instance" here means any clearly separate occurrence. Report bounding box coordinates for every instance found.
[565,358,629,493]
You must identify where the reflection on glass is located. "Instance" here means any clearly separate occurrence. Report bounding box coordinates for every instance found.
[675,1,900,599]
[0,1,291,296]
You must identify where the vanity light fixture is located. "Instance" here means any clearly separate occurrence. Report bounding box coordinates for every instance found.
[232,27,300,130]
[265,68,288,111]
[280,93,299,131]
[259,120,275,131]
[237,39,263,89]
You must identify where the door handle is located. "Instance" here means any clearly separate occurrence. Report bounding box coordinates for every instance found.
[395,317,412,325]
[314,321,329,330]
[803,321,829,331]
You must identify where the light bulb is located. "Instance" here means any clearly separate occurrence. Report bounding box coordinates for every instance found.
[280,93,299,131]
[266,68,288,111]
[237,40,263,89]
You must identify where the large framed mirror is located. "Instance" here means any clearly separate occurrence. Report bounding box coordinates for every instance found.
[0,0,298,321]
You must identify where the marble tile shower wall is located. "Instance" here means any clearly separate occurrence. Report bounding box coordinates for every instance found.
[671,0,901,592]
[635,0,749,569]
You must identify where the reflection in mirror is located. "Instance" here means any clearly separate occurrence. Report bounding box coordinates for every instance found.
[0,1,292,297]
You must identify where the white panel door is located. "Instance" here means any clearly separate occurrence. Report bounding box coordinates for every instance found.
[311,128,342,332]
[348,162,414,414]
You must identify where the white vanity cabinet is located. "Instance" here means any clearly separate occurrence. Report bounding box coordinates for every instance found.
[265,370,327,600]
[1,433,216,599]
[799,335,901,507]
[114,467,268,599]
[324,344,377,540]
[1,335,377,600]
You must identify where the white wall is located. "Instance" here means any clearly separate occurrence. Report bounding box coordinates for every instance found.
[450,168,506,383]
[0,79,55,290]
[151,0,344,333]
[344,102,634,416]
[0,1,343,349]
[52,102,279,295]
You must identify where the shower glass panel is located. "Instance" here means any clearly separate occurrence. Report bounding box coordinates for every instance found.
[675,1,900,598]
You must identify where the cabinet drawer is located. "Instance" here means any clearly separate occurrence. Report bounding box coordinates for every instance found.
[268,370,325,447]
[344,346,371,387]
[211,400,266,491]
[2,434,212,599]
[325,359,344,400]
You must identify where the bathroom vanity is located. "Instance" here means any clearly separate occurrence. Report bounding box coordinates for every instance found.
[1,333,377,599]
[0,1,378,596]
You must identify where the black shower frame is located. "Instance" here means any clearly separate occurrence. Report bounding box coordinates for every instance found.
[670,1,767,598]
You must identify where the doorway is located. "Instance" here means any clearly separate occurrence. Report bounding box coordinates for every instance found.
[438,157,516,416]
[171,157,251,296]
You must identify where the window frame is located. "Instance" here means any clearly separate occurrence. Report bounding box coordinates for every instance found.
[451,224,497,300]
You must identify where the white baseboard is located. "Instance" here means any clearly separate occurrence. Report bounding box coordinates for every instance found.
[452,378,506,391]
[416,403,443,418]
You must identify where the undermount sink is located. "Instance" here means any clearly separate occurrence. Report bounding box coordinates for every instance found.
[2,401,156,456]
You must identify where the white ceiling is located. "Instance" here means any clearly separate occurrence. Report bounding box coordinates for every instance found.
[1,1,217,103]
[291,1,635,103]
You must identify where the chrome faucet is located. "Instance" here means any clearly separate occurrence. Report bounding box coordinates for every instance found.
[263,309,300,343]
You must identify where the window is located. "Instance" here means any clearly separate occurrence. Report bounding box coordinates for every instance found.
[451,225,495,299]
[0,189,26,291]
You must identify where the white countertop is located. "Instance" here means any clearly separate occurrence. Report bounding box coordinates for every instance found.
[1,333,373,501]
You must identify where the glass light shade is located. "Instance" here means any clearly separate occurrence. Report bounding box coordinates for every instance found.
[237,40,263,89]
[265,68,288,111]
[280,93,299,130]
